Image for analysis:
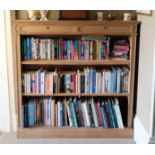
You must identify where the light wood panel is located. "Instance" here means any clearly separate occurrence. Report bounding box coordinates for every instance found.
[22,93,129,97]
[17,127,133,138]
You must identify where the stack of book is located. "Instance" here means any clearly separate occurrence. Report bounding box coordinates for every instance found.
[22,67,130,94]
[22,36,110,60]
[110,39,130,59]
[22,97,124,129]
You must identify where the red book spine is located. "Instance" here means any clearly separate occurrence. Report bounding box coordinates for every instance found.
[74,74,76,93]
[95,102,102,126]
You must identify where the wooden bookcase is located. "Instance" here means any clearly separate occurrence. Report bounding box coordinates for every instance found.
[12,20,138,138]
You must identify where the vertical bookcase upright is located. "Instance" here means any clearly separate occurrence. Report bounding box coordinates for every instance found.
[12,20,138,138]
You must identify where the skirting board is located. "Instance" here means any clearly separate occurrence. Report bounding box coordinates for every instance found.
[134,116,155,144]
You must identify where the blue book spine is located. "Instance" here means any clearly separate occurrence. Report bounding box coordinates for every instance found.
[86,41,89,60]
[22,38,27,60]
[60,103,64,126]
[89,69,93,93]
[112,68,116,92]
[116,69,121,93]
[111,99,118,128]
[110,69,114,93]
[73,40,78,60]
[80,41,84,60]
[22,105,25,128]
[55,104,58,127]
[63,41,67,60]
[47,99,51,127]
[101,104,108,128]
[29,38,32,60]
[107,100,116,128]
[100,42,103,60]
[70,102,78,128]
[92,70,96,93]
[41,100,44,125]
[67,41,71,60]
[26,38,30,60]
[28,102,34,127]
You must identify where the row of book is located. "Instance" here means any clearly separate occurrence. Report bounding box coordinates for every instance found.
[22,97,124,128]
[22,36,130,61]
[22,67,130,94]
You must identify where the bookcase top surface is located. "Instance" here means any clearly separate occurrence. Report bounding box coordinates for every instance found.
[12,20,140,25]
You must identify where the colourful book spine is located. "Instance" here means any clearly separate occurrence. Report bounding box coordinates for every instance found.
[107,99,116,128]
[92,70,96,93]
[80,41,84,60]
[89,41,93,60]
[70,102,78,128]
[28,102,34,127]
[51,100,55,127]
[41,99,44,125]
[95,101,102,126]
[23,37,27,60]
[22,105,25,128]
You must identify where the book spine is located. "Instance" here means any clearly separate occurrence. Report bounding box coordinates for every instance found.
[22,105,25,128]
[70,102,78,128]
[66,103,73,127]
[28,102,34,127]
[90,98,99,127]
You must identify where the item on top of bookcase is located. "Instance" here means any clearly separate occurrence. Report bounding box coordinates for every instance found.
[97,12,103,21]
[107,11,116,20]
[39,10,49,21]
[27,10,39,20]
[59,10,89,20]
[123,13,131,21]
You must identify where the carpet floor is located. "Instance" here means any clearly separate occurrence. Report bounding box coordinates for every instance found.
[0,132,135,144]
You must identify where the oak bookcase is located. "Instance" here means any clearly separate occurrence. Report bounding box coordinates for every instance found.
[12,20,138,138]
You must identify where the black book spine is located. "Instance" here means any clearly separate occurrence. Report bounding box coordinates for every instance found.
[88,103,95,127]
[24,104,28,127]
[104,102,113,128]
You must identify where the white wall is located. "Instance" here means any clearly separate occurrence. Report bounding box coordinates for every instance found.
[134,11,155,143]
[0,11,11,132]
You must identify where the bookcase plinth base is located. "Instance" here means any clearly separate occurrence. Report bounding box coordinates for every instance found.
[17,127,133,138]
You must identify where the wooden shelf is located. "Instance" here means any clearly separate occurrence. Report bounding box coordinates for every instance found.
[22,93,129,97]
[21,60,131,66]
[17,127,133,138]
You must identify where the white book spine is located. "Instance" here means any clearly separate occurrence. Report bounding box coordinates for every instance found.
[114,98,124,129]
[51,40,54,60]
[40,72,45,93]
[102,71,105,93]
[27,74,31,93]
[66,103,73,127]
[47,39,51,60]
[39,39,43,59]
[81,103,87,127]
[83,102,91,127]
[33,38,37,60]
[23,74,27,93]
[76,74,78,94]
